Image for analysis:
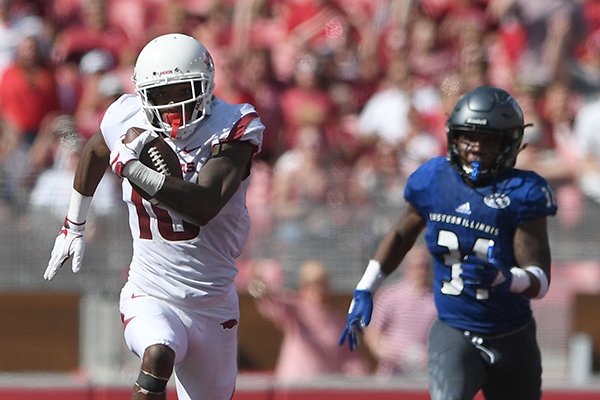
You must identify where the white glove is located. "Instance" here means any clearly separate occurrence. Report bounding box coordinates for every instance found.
[44,218,86,280]
[109,130,158,178]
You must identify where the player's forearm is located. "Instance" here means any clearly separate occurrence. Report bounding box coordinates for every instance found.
[154,176,235,226]
[374,229,416,276]
[356,216,425,294]
[64,132,110,225]
[374,206,425,276]
[74,132,110,196]
[513,217,552,299]
[153,142,252,226]
[120,160,238,226]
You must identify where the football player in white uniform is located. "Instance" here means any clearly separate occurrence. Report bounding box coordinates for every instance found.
[43,33,264,400]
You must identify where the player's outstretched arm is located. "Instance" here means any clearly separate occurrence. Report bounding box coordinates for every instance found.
[44,132,110,280]
[339,204,426,350]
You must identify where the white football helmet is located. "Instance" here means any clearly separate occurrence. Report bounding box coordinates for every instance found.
[132,34,215,140]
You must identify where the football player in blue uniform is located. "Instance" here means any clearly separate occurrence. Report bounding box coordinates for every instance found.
[340,86,557,399]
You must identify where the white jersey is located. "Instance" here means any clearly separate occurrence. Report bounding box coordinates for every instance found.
[100,94,264,307]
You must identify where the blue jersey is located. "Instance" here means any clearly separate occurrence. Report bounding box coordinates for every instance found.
[405,157,557,334]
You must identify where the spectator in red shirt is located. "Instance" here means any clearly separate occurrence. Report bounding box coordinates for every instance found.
[280,52,335,149]
[0,33,59,210]
[0,34,59,148]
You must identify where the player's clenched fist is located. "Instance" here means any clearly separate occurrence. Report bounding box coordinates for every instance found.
[44,217,86,280]
[109,129,158,178]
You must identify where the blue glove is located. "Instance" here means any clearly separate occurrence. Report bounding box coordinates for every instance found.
[339,290,373,351]
[461,255,512,291]
[461,255,501,288]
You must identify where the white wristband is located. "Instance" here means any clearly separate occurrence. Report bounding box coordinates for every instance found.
[356,259,386,292]
[124,161,166,196]
[509,267,531,293]
[509,265,549,299]
[66,189,92,224]
[525,266,549,299]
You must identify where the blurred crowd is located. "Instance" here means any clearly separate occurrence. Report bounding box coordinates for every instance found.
[2,0,600,257]
[1,0,599,380]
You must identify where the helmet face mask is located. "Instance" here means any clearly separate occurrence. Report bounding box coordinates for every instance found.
[446,86,526,184]
[450,129,517,182]
[132,34,215,140]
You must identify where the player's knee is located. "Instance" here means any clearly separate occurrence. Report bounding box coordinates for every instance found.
[142,344,175,377]
[136,344,175,396]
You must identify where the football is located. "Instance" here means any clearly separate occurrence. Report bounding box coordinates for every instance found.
[123,127,182,200]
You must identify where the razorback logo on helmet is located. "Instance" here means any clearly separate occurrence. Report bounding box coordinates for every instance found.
[220,319,238,330]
